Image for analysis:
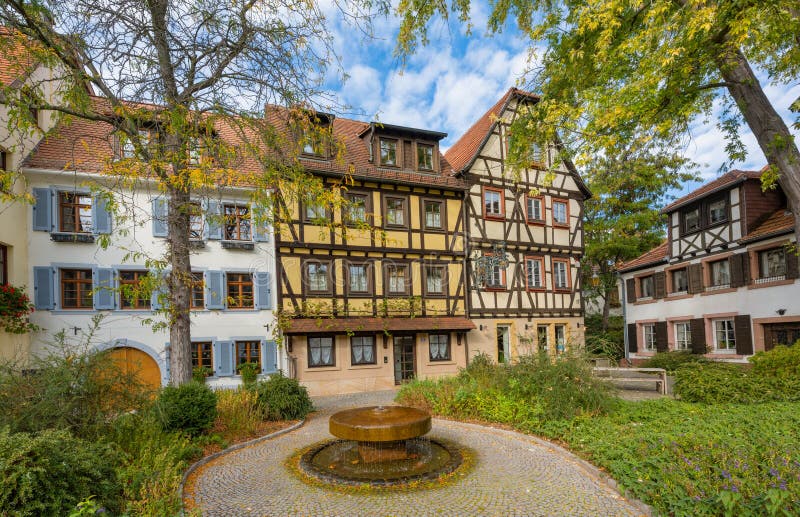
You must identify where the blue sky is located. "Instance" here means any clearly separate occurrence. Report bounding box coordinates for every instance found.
[319,4,799,198]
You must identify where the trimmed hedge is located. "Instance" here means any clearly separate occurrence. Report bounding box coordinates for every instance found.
[643,350,707,372]
[155,381,218,436]
[253,373,313,420]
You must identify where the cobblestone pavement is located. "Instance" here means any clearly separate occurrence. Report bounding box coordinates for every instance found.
[187,390,642,516]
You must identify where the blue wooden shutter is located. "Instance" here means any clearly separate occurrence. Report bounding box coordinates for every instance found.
[93,267,116,310]
[252,205,270,242]
[205,270,226,309]
[150,270,167,310]
[32,187,53,232]
[214,340,234,376]
[92,193,113,234]
[261,340,277,374]
[254,271,272,310]
[205,200,222,240]
[33,266,55,310]
[152,197,168,237]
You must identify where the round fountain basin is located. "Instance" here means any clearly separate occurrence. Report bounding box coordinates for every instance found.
[329,406,431,442]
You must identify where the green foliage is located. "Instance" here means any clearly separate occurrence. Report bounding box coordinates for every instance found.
[643,351,707,372]
[750,343,800,379]
[253,372,313,420]
[193,365,213,383]
[155,381,218,436]
[216,387,265,437]
[0,428,123,516]
[237,362,260,387]
[675,360,800,404]
[584,315,624,361]
[0,284,38,334]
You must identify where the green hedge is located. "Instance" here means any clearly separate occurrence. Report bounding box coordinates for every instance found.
[642,350,707,372]
[253,372,313,420]
[155,381,218,436]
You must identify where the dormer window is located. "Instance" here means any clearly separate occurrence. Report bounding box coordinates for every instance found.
[118,129,151,159]
[683,206,700,233]
[301,127,328,157]
[417,144,434,170]
[709,198,727,224]
[380,138,397,166]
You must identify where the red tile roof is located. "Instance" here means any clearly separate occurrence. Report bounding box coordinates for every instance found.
[662,168,765,213]
[740,209,795,243]
[618,241,669,273]
[0,28,38,87]
[444,87,539,173]
[284,316,476,334]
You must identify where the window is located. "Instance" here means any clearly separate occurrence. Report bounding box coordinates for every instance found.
[672,268,688,293]
[423,200,443,229]
[191,342,213,371]
[227,273,254,308]
[485,253,506,288]
[386,264,409,295]
[304,196,327,221]
[553,260,569,290]
[188,137,202,165]
[120,130,150,159]
[236,340,261,372]
[555,325,566,353]
[351,336,376,365]
[526,196,543,222]
[301,127,326,156]
[0,245,6,285]
[59,192,93,233]
[306,261,330,293]
[683,206,700,233]
[640,275,654,298]
[223,204,251,241]
[429,334,451,361]
[643,324,657,351]
[384,196,407,227]
[675,322,692,350]
[710,259,730,288]
[61,269,93,309]
[191,272,204,309]
[380,138,397,166]
[525,257,543,289]
[120,270,151,310]
[417,144,434,170]
[552,200,568,226]
[345,193,368,224]
[425,266,445,295]
[483,188,503,218]
[0,150,7,172]
[348,263,369,294]
[188,202,204,240]
[759,248,786,280]
[708,198,727,224]
[713,319,736,351]
[537,325,549,352]
[308,336,335,367]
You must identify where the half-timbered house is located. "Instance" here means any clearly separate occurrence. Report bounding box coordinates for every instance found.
[619,167,799,363]
[273,111,474,395]
[445,88,590,363]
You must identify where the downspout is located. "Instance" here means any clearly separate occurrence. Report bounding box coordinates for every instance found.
[619,271,629,364]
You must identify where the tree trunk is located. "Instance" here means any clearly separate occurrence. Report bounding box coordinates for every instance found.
[601,291,611,331]
[716,47,800,236]
[167,157,193,385]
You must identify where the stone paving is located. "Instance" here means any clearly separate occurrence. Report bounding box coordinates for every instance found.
[187,390,642,516]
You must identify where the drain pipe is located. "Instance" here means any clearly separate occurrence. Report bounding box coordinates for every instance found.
[619,271,629,365]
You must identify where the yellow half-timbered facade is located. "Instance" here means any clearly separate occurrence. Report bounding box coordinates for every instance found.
[274,115,474,395]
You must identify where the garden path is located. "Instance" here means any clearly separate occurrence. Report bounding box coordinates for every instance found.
[186,390,643,516]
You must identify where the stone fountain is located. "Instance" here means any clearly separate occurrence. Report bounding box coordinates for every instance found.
[298,405,463,486]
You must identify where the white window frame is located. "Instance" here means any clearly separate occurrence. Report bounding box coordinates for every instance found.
[675,321,691,350]
[643,324,657,352]
[553,260,568,290]
[484,189,503,217]
[526,258,543,289]
[552,200,568,225]
[713,319,736,352]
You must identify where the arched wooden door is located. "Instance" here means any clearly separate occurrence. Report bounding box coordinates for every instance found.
[107,347,162,392]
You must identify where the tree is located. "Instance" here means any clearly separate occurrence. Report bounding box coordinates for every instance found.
[581,140,698,330]
[396,0,800,233]
[0,0,355,384]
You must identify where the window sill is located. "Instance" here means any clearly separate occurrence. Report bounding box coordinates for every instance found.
[664,293,693,301]
[221,240,254,250]
[526,287,546,292]
[701,287,737,296]
[51,232,95,243]
[384,224,409,230]
[422,226,445,233]
[483,215,505,221]
[553,222,569,228]
[305,365,339,372]
[348,363,382,370]
[484,286,507,292]
[668,290,689,297]
[526,219,545,226]
[749,278,795,289]
[427,360,455,366]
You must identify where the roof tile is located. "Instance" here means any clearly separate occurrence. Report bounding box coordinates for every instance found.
[662,168,764,213]
[618,241,669,272]
[740,209,794,243]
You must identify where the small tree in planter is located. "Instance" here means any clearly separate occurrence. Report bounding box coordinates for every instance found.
[0,285,37,334]
[237,362,260,389]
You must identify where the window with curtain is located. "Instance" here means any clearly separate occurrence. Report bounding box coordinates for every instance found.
[426,266,444,294]
[307,262,329,293]
[429,334,450,361]
[309,336,335,367]
[348,264,369,293]
[424,200,442,229]
[351,336,376,365]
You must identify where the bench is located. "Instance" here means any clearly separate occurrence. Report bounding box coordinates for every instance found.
[592,367,668,395]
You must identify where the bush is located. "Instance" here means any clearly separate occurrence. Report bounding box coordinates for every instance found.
[253,373,313,420]
[192,366,212,383]
[237,362,260,387]
[215,387,264,438]
[750,343,800,378]
[155,381,218,436]
[0,428,123,516]
[643,350,707,372]
[674,362,800,404]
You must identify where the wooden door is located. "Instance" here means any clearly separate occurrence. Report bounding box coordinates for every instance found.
[393,335,416,384]
[107,347,161,392]
[497,325,510,363]
[764,323,800,351]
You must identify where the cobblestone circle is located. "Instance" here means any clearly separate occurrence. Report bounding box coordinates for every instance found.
[186,390,642,516]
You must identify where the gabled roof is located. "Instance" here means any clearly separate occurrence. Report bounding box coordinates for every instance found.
[617,241,669,273]
[444,87,591,198]
[740,208,795,243]
[661,168,764,213]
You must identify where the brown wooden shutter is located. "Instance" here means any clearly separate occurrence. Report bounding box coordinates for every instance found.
[403,140,413,169]
[626,278,637,303]
[627,323,638,353]
[730,254,744,287]
[787,249,799,279]
[690,318,706,354]
[688,264,704,294]
[654,271,667,298]
[734,315,754,355]
[655,321,668,352]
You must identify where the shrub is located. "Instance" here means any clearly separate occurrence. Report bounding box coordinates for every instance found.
[192,366,212,383]
[237,362,260,387]
[215,387,264,438]
[155,381,218,436]
[0,428,123,516]
[674,362,800,404]
[643,350,707,372]
[750,343,800,378]
[253,373,313,420]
